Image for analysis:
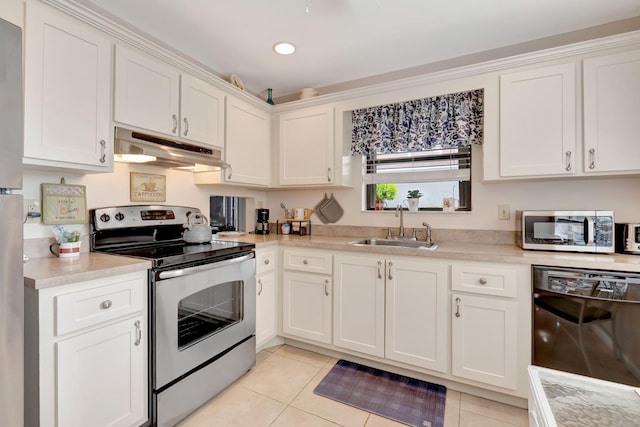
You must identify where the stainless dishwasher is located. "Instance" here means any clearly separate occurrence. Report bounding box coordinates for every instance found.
[533,265,640,387]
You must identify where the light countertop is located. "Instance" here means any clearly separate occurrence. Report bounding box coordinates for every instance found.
[215,233,640,273]
[24,252,151,290]
[23,233,640,290]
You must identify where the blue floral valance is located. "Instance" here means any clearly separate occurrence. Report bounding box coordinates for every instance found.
[351,89,484,155]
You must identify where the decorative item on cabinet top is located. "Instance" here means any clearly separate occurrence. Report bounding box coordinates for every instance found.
[314,193,343,224]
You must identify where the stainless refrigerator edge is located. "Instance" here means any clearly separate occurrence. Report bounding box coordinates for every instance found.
[0,16,24,427]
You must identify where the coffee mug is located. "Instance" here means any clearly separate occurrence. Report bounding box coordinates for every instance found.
[50,241,81,258]
[281,223,291,235]
[294,208,305,219]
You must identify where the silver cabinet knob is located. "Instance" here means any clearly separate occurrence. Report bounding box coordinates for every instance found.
[303,259,308,265]
[479,278,488,285]
[101,300,112,309]
[264,259,270,265]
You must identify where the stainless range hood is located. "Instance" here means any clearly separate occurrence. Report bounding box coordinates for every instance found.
[114,127,227,170]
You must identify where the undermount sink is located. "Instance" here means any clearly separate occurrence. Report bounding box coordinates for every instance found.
[349,238,438,250]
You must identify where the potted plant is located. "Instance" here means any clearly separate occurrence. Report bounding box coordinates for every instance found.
[406,190,423,212]
[375,184,398,210]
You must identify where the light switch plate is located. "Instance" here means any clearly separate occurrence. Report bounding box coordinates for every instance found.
[498,204,510,220]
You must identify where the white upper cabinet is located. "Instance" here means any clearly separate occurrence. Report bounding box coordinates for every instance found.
[114,45,180,137]
[114,45,224,149]
[499,63,576,177]
[278,105,335,186]
[583,49,640,174]
[225,96,271,186]
[24,1,112,172]
[180,74,225,148]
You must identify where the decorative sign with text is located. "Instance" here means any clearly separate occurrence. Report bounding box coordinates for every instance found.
[130,172,166,202]
[42,179,87,224]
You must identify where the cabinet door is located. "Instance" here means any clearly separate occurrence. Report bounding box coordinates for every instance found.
[584,49,640,173]
[24,2,112,171]
[255,248,277,348]
[282,271,332,344]
[56,315,146,427]
[333,254,385,357]
[279,105,334,186]
[386,259,448,372]
[499,63,576,177]
[452,293,518,389]
[180,74,225,148]
[225,96,271,186]
[256,270,276,349]
[114,44,180,136]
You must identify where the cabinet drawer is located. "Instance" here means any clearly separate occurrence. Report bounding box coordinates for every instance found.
[55,277,145,336]
[255,248,276,275]
[283,249,332,274]
[451,262,518,298]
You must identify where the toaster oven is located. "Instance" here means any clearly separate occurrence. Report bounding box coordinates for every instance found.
[615,223,640,254]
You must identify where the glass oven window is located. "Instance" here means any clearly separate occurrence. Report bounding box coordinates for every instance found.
[177,280,244,349]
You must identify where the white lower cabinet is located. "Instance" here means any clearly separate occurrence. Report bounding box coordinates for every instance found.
[282,271,332,344]
[255,248,277,348]
[385,258,449,372]
[56,315,146,427]
[25,271,148,427]
[282,249,333,344]
[451,293,518,389]
[333,254,448,371]
[333,254,385,357]
[450,261,530,394]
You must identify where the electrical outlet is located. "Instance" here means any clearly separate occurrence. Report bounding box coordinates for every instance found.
[24,199,42,223]
[498,204,510,220]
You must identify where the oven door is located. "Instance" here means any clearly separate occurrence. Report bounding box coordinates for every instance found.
[153,252,256,389]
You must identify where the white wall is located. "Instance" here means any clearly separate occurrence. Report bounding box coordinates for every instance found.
[264,146,640,232]
[23,163,267,240]
[0,0,23,27]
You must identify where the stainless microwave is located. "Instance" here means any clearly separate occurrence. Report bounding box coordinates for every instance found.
[516,210,614,253]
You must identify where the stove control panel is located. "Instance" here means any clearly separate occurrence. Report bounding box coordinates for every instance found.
[91,205,201,230]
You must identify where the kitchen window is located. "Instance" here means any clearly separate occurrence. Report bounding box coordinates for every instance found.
[350,88,483,212]
[363,146,471,211]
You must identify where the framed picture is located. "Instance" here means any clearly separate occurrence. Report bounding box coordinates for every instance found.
[130,172,166,202]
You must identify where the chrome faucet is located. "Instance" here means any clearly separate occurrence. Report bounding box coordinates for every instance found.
[395,202,409,238]
[422,222,433,244]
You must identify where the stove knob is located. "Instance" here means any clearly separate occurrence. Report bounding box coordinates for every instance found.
[115,212,125,221]
[99,213,110,223]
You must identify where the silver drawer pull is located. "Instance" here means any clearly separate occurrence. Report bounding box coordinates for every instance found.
[264,259,270,265]
[101,300,112,309]
[134,320,142,346]
[377,261,382,279]
[479,278,488,285]
[455,297,461,318]
[388,261,393,280]
[258,278,263,296]
[303,259,308,265]
[324,279,329,296]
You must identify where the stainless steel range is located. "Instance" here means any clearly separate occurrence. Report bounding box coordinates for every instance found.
[90,205,256,426]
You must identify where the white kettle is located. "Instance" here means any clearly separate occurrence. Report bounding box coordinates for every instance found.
[182,212,212,243]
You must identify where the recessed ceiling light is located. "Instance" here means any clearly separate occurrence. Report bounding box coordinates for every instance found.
[273,42,296,55]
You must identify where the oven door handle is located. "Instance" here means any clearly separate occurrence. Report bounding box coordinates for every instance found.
[157,253,255,280]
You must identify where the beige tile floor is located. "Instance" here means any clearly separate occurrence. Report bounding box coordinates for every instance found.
[180,345,529,427]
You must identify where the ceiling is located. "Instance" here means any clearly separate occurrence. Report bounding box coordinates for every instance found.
[78,0,640,101]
